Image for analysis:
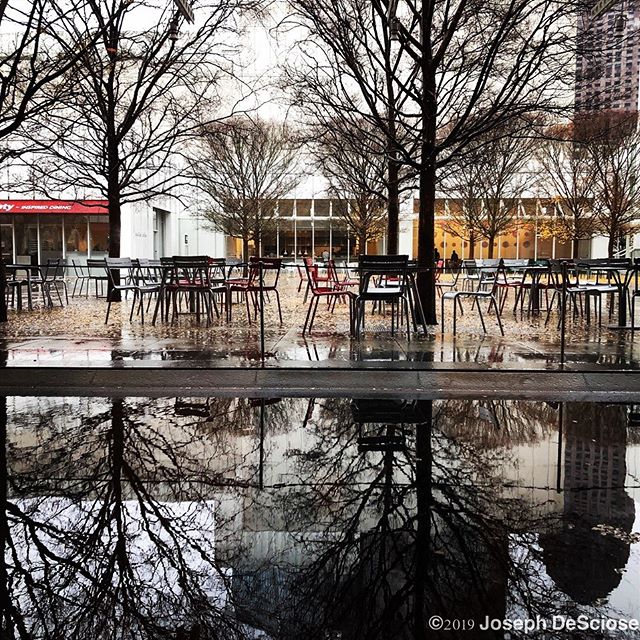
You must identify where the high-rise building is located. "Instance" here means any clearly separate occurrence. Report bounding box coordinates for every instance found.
[575,2,640,113]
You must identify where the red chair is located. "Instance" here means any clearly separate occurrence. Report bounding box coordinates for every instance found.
[302,259,354,335]
[227,257,283,324]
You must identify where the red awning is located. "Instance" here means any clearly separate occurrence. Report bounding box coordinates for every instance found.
[0,199,108,215]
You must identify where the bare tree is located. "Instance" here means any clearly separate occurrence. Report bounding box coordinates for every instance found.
[536,123,598,258]
[581,111,640,258]
[0,0,109,321]
[441,124,538,259]
[193,116,302,260]
[283,0,579,322]
[314,121,388,254]
[281,0,418,256]
[21,0,247,297]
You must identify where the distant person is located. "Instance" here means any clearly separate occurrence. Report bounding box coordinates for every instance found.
[434,247,441,263]
[450,249,460,271]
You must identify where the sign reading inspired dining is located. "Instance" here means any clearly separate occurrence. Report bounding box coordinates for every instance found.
[0,200,108,215]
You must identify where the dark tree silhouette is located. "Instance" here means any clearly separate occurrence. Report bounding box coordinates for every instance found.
[22,0,250,298]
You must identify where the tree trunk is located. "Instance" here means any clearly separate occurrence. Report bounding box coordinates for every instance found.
[468,232,475,260]
[359,232,367,256]
[572,236,579,260]
[607,228,616,259]
[487,234,495,259]
[0,261,7,322]
[242,235,250,276]
[416,23,437,325]
[387,156,400,254]
[107,140,122,302]
[107,189,122,302]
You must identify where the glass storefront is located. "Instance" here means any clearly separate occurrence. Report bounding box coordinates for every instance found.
[1,213,107,264]
[14,215,39,265]
[0,214,13,263]
[90,216,109,257]
[39,215,64,263]
[65,215,89,265]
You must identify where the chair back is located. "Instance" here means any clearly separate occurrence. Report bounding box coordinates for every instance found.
[172,255,211,288]
[105,257,134,288]
[462,259,478,276]
[71,259,87,277]
[248,256,282,289]
[358,254,408,295]
[41,258,61,282]
[303,257,325,293]
[207,257,227,285]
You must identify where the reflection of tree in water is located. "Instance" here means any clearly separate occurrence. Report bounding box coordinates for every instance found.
[1,397,638,639]
[3,396,266,639]
[434,400,559,449]
[238,399,636,640]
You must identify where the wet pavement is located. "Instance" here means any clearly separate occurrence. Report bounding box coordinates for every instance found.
[3,396,640,638]
[1,278,639,371]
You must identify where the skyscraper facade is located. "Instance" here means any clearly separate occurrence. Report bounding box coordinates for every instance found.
[575,2,640,113]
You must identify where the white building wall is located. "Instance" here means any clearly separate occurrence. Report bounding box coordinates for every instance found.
[120,202,153,258]
[591,235,609,258]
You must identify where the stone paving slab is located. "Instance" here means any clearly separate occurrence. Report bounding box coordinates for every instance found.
[1,366,639,401]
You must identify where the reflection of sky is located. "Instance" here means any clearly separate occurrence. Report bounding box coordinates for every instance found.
[509,527,640,624]
[607,502,640,620]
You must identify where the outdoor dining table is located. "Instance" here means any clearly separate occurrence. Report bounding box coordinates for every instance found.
[509,265,550,315]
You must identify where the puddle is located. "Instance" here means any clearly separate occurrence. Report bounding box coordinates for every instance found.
[2,396,640,638]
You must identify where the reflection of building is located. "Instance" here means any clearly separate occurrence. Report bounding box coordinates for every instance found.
[540,404,635,604]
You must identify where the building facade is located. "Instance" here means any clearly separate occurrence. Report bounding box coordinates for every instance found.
[575,1,640,113]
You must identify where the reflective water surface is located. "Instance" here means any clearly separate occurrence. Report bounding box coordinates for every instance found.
[2,396,640,638]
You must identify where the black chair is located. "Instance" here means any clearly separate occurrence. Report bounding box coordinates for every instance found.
[170,256,216,325]
[441,262,505,335]
[207,258,228,318]
[354,255,411,339]
[104,258,159,324]
[71,260,91,298]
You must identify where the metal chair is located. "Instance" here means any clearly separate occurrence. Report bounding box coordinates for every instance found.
[227,257,283,325]
[302,259,354,335]
[104,258,159,324]
[170,256,217,325]
[441,262,505,335]
[354,255,411,339]
[71,260,91,297]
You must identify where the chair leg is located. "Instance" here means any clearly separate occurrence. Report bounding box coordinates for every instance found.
[477,299,487,334]
[491,297,504,336]
[105,291,112,324]
[129,290,137,321]
[303,297,314,334]
[453,297,458,335]
[440,294,446,333]
[274,289,283,324]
